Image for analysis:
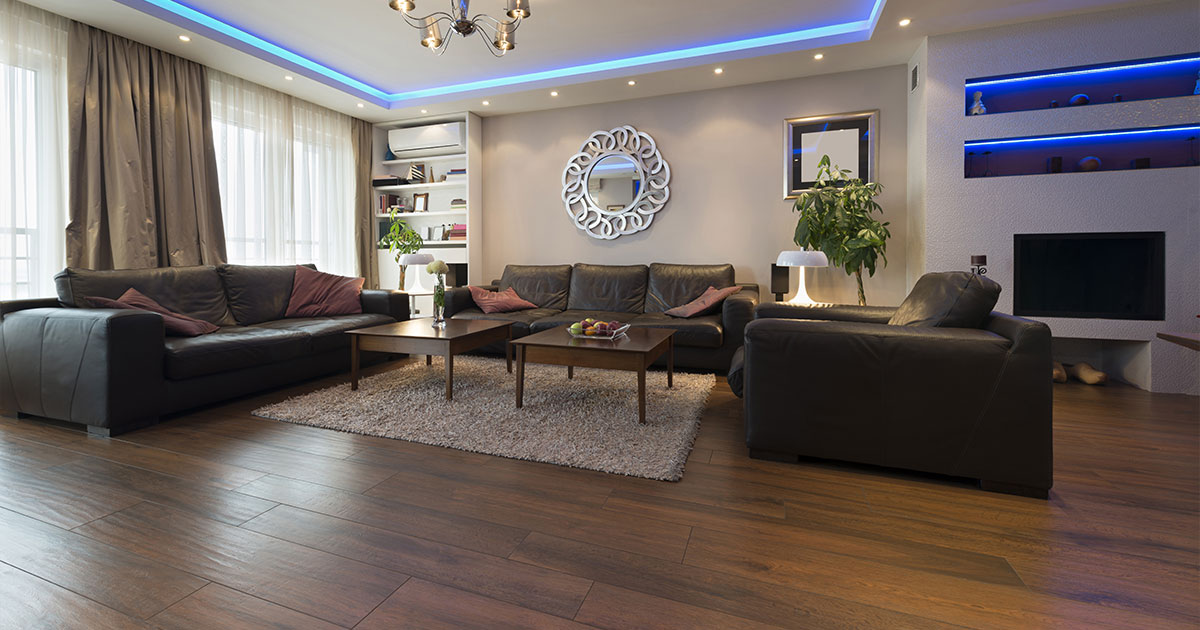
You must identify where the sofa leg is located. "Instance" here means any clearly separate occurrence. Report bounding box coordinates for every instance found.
[980,480,1049,499]
[749,449,800,463]
[87,425,112,438]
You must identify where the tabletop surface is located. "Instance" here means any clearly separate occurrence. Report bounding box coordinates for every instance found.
[512,325,674,353]
[347,318,511,340]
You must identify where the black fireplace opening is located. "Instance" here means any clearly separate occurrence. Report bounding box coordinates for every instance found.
[1013,232,1165,320]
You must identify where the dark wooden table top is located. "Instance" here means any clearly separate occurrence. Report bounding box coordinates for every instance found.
[347,318,511,340]
[512,325,673,353]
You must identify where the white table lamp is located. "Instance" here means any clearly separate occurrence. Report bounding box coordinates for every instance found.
[776,250,829,305]
[399,253,435,293]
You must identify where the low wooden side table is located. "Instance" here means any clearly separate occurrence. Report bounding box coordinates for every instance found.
[347,319,513,400]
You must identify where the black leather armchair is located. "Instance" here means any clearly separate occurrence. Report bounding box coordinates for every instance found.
[741,302,1053,498]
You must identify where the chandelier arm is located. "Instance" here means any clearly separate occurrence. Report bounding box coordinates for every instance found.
[400,11,455,28]
[432,31,453,56]
[470,14,520,32]
[474,28,507,57]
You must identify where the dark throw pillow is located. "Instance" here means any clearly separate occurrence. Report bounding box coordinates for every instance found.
[888,271,1002,329]
[87,289,220,337]
[665,285,741,318]
[284,265,365,318]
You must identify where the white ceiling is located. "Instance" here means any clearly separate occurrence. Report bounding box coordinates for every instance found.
[23,0,1155,122]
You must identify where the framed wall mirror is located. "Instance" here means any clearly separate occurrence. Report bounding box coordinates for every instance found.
[562,125,670,240]
[785,110,878,197]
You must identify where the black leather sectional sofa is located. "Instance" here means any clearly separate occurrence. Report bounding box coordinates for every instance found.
[0,264,408,436]
[445,263,758,371]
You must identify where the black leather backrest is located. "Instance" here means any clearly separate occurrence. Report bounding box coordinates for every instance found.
[54,266,235,326]
[498,265,572,310]
[218,264,316,325]
[888,271,1002,329]
[645,263,735,313]
[567,263,648,313]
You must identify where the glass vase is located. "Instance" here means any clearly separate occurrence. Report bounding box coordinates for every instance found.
[432,275,446,328]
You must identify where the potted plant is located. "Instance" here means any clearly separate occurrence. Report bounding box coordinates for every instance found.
[792,155,890,306]
[427,259,450,327]
[378,208,424,289]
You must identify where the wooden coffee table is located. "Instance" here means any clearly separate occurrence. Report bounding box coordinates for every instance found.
[511,325,674,424]
[347,319,513,400]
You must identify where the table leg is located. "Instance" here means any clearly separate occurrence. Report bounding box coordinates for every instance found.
[567,365,574,380]
[506,329,513,374]
[667,336,674,389]
[637,367,647,424]
[515,346,525,408]
[350,336,360,391]
[444,352,454,401]
[426,354,432,366]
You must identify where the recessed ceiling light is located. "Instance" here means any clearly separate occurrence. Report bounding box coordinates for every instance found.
[550,90,559,96]
[284,75,294,81]
[714,67,724,75]
[898,18,911,27]
[627,80,636,86]
[813,53,824,60]
[420,109,428,114]
[357,103,364,108]
[178,35,191,42]
[482,100,490,105]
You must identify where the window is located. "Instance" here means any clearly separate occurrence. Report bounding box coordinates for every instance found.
[0,0,67,299]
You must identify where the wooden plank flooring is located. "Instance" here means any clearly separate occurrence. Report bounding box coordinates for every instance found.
[0,358,1196,629]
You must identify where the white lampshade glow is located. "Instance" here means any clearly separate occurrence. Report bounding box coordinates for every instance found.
[776,250,829,305]
[399,253,435,293]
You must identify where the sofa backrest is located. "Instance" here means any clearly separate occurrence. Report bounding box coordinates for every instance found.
[54,266,234,326]
[498,264,572,310]
[567,263,648,313]
[644,263,735,313]
[218,264,315,325]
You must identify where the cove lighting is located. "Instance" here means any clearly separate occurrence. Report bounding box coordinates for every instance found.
[965,55,1200,88]
[963,125,1200,148]
[118,0,887,107]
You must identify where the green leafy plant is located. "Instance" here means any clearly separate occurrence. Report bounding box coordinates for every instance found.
[792,155,890,306]
[378,208,424,288]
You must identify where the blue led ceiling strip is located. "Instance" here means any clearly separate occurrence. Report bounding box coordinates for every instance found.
[132,0,887,106]
[964,126,1200,148]
[965,56,1200,88]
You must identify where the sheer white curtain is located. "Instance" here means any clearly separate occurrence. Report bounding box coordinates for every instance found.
[209,70,355,276]
[0,0,67,299]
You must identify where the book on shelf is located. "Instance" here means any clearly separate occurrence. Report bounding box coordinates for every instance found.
[372,175,406,187]
[448,198,467,210]
[377,194,409,214]
[446,222,467,241]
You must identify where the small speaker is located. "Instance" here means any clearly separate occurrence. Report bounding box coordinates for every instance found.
[1131,157,1151,169]
[770,264,790,301]
[1047,156,1063,173]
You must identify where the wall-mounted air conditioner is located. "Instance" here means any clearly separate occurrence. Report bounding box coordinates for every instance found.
[387,122,465,158]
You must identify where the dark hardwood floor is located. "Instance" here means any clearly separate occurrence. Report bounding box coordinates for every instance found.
[1,358,1196,629]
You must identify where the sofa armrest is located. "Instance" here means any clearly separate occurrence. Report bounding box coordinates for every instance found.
[445,286,476,318]
[0,308,165,433]
[360,289,410,321]
[1,298,61,316]
[754,302,897,324]
[721,284,759,346]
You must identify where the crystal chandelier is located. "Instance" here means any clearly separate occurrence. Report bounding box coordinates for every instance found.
[388,0,531,57]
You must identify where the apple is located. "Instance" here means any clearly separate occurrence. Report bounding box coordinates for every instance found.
[584,318,596,324]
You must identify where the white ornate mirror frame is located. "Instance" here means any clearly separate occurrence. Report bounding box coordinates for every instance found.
[561,125,671,240]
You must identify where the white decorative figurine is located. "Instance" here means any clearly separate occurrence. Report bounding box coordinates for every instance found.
[968,91,987,115]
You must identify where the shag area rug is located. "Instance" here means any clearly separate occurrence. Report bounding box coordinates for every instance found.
[253,356,715,481]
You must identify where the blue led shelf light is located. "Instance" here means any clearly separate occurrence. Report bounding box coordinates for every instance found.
[963,125,1200,178]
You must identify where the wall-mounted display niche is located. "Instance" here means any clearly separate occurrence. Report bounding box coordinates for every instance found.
[964,124,1200,178]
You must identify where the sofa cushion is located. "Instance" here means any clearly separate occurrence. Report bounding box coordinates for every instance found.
[530,310,639,334]
[567,264,648,312]
[219,263,315,325]
[645,263,735,313]
[88,289,219,337]
[631,312,724,348]
[253,313,394,353]
[55,266,234,326]
[497,265,572,310]
[164,327,311,380]
[452,307,561,337]
[468,285,537,314]
[665,285,742,318]
[285,266,364,318]
[889,271,1002,329]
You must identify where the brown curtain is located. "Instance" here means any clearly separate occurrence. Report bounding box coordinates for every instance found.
[66,22,226,269]
[351,117,379,288]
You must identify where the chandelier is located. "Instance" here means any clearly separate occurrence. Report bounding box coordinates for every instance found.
[388,0,531,57]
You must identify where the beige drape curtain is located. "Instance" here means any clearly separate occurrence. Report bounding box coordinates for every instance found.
[66,22,226,269]
[351,117,379,288]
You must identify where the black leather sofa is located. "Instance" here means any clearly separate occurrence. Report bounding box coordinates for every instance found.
[0,264,409,436]
[734,297,1053,498]
[445,263,758,371]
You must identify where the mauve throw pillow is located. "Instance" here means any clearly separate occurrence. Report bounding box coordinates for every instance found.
[665,285,742,318]
[284,265,365,318]
[469,285,537,314]
[87,289,220,337]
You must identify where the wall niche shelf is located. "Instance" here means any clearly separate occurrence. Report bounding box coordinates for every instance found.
[963,124,1200,178]
[964,53,1200,116]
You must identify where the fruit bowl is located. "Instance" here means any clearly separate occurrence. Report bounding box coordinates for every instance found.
[568,321,631,339]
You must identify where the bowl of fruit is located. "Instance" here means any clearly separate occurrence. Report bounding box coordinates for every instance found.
[568,318,630,339]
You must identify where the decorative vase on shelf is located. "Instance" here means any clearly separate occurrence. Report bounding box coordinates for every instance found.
[427,259,450,328]
[968,91,987,115]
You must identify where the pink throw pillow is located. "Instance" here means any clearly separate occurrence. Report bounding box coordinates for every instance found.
[469,285,537,314]
[285,265,365,318]
[665,285,742,318]
[87,289,220,337]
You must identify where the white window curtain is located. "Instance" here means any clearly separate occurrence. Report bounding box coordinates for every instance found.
[0,0,67,299]
[208,70,355,276]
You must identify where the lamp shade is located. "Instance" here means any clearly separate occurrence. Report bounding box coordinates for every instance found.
[398,253,434,266]
[776,250,829,267]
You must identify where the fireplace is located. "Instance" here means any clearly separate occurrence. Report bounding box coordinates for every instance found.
[1013,232,1165,320]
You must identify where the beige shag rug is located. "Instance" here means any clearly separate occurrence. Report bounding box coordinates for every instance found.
[253,356,715,481]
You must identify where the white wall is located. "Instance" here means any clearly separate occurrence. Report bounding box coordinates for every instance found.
[480,66,910,307]
[912,0,1200,393]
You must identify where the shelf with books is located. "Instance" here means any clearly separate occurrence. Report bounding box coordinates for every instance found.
[374,210,467,219]
[373,180,464,192]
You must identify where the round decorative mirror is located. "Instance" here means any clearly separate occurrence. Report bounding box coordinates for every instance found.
[562,125,670,240]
